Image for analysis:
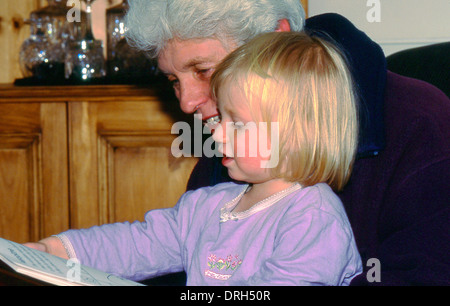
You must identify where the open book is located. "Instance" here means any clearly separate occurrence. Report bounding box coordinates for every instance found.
[0,237,143,286]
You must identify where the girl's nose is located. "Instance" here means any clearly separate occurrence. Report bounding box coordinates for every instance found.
[212,122,225,143]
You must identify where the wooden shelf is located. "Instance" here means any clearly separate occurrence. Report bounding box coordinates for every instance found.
[0,83,160,103]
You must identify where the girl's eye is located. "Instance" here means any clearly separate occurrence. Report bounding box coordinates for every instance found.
[233,121,245,129]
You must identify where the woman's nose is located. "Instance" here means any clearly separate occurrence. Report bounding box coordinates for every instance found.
[178,80,211,114]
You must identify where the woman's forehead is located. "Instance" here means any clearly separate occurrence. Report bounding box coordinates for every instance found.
[158,38,233,73]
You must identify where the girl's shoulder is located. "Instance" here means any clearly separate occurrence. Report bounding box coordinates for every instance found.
[275,183,355,244]
[178,182,248,210]
[184,182,247,198]
[283,183,348,222]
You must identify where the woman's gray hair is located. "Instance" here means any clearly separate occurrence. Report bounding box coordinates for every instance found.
[125,0,306,58]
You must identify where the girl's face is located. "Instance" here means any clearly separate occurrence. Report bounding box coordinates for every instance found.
[212,85,274,183]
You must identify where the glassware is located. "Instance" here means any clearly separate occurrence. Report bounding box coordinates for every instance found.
[19,0,84,79]
[30,0,86,43]
[65,0,106,80]
[106,0,158,80]
[19,18,64,80]
[65,39,106,80]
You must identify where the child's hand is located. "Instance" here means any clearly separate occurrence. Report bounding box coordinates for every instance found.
[23,237,69,259]
[23,241,48,252]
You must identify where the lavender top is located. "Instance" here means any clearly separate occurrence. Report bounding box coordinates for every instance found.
[59,182,362,285]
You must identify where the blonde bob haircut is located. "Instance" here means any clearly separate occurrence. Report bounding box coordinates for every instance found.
[211,32,358,191]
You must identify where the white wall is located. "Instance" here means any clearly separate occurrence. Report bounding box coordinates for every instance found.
[308,0,450,56]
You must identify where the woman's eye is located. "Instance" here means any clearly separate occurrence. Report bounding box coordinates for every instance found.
[196,68,214,80]
[165,75,179,88]
[233,121,245,129]
[169,79,179,88]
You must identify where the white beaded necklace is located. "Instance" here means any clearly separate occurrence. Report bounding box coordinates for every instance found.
[219,183,302,223]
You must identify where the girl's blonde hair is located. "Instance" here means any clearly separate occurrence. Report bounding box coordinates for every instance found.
[211,32,358,191]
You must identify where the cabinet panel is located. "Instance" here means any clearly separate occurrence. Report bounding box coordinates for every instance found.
[69,100,197,229]
[101,135,198,223]
[0,103,69,242]
[0,138,39,242]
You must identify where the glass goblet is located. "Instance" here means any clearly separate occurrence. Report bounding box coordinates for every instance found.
[65,39,106,80]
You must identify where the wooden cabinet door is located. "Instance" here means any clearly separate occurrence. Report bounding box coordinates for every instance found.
[0,102,69,242]
[68,100,198,229]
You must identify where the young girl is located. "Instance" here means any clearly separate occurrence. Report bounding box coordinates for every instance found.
[28,32,362,285]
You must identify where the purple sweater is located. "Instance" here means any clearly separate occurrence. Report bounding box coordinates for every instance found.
[59,183,362,285]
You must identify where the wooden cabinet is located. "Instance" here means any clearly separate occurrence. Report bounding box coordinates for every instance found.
[0,84,198,243]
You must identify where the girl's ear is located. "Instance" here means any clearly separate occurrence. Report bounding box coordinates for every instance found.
[275,19,291,32]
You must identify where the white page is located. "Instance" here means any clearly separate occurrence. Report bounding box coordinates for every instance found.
[0,237,143,286]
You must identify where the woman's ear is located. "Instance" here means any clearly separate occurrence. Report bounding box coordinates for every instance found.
[275,19,291,32]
